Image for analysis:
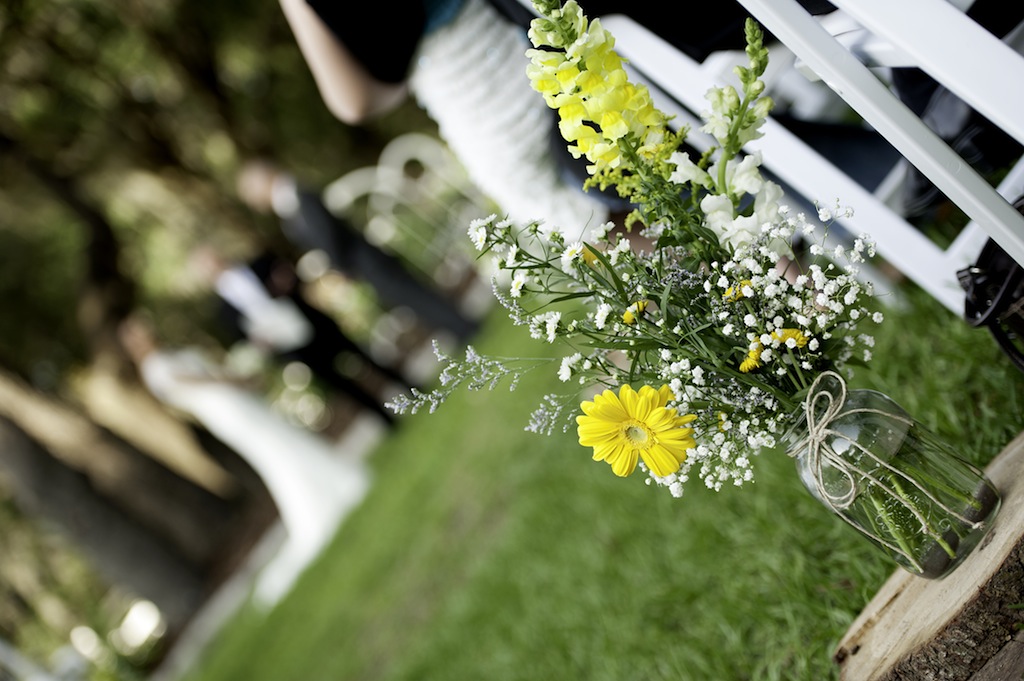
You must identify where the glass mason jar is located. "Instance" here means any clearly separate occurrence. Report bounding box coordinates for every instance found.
[783,380,1000,579]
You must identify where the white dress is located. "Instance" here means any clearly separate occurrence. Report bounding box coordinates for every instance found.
[409,0,611,237]
[140,349,370,604]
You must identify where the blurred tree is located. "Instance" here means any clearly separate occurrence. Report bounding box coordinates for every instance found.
[0,0,436,376]
[0,0,438,675]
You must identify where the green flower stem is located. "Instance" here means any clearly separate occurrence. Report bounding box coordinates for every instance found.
[783,347,810,393]
[900,458,984,513]
[887,474,957,559]
[868,489,925,572]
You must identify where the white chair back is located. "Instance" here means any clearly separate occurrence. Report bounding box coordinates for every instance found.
[322,132,494,290]
[603,2,1024,313]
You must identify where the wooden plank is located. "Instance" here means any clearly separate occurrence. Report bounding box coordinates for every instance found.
[835,431,1024,680]
[971,630,1024,681]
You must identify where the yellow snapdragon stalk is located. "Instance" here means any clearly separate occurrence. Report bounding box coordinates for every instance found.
[526,5,668,172]
[527,4,781,261]
[525,0,695,238]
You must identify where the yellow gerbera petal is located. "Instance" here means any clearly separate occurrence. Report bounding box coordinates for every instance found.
[642,443,685,478]
[724,279,753,302]
[739,341,763,373]
[607,446,639,477]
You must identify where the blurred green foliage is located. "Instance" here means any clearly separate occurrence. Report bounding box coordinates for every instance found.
[0,0,438,677]
[0,0,437,382]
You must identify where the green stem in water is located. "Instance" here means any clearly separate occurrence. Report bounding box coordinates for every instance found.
[869,490,924,573]
[902,457,983,514]
[889,473,958,559]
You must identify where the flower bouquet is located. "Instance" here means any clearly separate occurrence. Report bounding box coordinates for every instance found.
[388,1,999,578]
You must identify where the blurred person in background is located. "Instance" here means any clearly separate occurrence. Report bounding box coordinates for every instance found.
[236,158,479,344]
[190,245,410,427]
[119,314,371,604]
[277,0,621,235]
[276,0,842,238]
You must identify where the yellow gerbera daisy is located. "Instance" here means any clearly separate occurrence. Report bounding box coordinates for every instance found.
[739,350,761,373]
[773,328,808,348]
[576,384,697,477]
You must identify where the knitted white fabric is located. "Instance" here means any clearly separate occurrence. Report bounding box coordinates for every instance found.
[410,0,610,237]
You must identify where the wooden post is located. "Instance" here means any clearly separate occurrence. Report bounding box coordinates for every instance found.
[835,431,1024,680]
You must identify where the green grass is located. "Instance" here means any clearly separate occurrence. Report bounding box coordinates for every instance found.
[178,283,1024,681]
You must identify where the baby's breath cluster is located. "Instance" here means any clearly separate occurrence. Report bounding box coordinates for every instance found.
[389,5,888,501]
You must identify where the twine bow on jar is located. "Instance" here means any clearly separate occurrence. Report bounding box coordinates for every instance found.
[801,371,861,510]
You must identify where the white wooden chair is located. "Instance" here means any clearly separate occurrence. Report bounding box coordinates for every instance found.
[317,133,495,368]
[602,2,1024,313]
[322,132,493,291]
